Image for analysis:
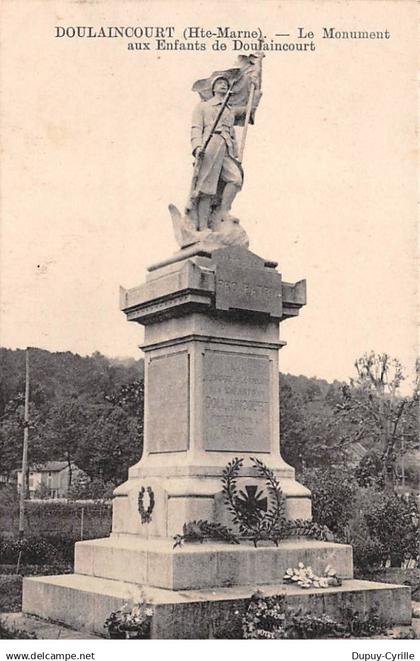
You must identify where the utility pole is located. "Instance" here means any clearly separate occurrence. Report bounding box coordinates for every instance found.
[18,347,30,539]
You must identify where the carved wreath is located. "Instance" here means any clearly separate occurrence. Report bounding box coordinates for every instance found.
[138,486,155,524]
[173,457,330,548]
[222,457,287,546]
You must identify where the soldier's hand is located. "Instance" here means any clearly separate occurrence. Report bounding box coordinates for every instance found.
[194,147,203,159]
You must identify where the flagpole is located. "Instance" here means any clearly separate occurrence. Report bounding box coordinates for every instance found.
[238,82,256,163]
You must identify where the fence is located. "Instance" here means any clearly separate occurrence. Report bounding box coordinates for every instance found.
[0,499,112,541]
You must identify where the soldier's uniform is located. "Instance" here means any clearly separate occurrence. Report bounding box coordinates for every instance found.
[191,95,243,197]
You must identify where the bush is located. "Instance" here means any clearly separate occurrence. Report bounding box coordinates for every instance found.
[299,466,357,535]
[68,475,115,500]
[0,576,22,613]
[352,537,387,573]
[362,493,419,567]
[0,536,59,565]
[355,452,385,489]
[0,533,83,565]
[38,534,79,563]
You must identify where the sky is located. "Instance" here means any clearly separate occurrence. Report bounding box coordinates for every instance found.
[0,0,417,389]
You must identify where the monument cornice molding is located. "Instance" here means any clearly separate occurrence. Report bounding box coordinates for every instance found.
[140,333,287,352]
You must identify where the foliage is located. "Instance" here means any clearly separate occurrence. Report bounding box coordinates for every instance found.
[241,592,288,639]
[362,492,419,567]
[0,576,23,613]
[0,530,102,564]
[75,405,141,484]
[41,398,89,485]
[32,483,53,499]
[104,593,153,639]
[279,376,345,470]
[0,619,37,639]
[355,451,385,489]
[217,591,387,639]
[0,485,18,523]
[0,348,144,486]
[300,466,357,535]
[68,474,115,500]
[334,352,419,490]
[0,398,49,479]
[0,536,59,565]
[173,520,239,548]
[352,537,387,573]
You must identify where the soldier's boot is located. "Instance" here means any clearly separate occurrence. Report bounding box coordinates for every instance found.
[212,183,240,230]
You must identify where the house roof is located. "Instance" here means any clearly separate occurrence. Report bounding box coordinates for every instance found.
[31,461,69,473]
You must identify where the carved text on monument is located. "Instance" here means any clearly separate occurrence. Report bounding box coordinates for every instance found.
[203,351,271,452]
[147,351,189,453]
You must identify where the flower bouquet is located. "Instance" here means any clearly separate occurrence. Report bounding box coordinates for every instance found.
[104,598,153,639]
[283,563,342,589]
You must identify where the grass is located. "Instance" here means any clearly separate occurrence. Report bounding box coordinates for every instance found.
[0,563,73,613]
[0,575,22,613]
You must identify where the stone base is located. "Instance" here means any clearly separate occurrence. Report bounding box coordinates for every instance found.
[73,537,353,591]
[23,573,412,639]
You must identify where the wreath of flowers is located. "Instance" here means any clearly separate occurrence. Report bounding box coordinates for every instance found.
[138,486,155,524]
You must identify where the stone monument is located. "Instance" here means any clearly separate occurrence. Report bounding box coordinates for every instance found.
[23,55,411,638]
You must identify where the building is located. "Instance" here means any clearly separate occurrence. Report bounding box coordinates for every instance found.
[17,461,82,498]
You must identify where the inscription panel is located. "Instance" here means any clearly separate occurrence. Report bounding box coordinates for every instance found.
[147,352,189,453]
[213,247,282,318]
[203,351,271,452]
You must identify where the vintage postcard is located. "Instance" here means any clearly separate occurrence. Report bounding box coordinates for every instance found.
[0,0,418,652]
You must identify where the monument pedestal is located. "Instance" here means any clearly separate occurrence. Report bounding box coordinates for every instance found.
[113,246,311,538]
[23,245,412,637]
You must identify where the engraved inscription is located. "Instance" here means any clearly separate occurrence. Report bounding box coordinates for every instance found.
[147,352,189,453]
[203,351,271,452]
[215,264,282,317]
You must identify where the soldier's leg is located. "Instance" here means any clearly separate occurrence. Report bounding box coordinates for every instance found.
[196,194,212,231]
[212,158,243,230]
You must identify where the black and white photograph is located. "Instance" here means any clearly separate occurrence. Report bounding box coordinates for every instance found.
[0,0,418,653]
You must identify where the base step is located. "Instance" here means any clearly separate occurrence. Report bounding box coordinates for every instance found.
[23,573,412,639]
[74,536,353,590]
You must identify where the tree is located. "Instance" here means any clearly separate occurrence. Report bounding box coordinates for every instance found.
[42,397,90,485]
[76,405,141,484]
[280,375,347,470]
[334,352,419,491]
[0,395,48,480]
